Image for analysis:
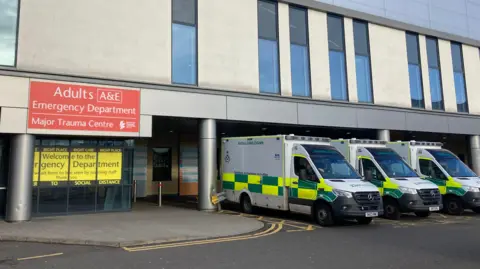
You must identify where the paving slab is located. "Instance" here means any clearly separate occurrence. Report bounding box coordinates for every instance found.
[0,204,263,247]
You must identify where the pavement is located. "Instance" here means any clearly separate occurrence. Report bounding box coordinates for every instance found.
[0,203,264,247]
[1,211,480,269]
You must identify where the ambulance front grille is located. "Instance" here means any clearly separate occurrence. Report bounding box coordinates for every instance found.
[417,189,441,204]
[353,192,381,205]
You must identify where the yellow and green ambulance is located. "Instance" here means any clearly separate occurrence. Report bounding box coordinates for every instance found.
[221,135,383,226]
[388,141,480,215]
[332,139,442,220]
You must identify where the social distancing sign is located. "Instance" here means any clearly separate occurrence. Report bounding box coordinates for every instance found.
[33,147,123,187]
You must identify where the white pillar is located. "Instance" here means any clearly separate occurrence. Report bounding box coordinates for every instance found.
[198,119,217,211]
[377,129,391,142]
[469,135,480,175]
[6,134,35,222]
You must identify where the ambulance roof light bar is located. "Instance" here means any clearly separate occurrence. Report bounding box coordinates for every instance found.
[285,135,331,143]
[408,141,443,147]
[345,138,387,145]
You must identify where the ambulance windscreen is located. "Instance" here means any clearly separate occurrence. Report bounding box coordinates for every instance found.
[366,148,418,178]
[426,149,477,177]
[303,145,361,180]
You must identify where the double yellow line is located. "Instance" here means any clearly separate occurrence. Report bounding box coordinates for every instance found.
[123,223,282,252]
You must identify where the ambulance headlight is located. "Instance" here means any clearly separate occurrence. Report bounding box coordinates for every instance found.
[399,187,417,195]
[332,189,353,198]
[462,186,480,193]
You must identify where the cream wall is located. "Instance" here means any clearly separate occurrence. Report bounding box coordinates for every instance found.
[17,0,171,84]
[0,76,29,108]
[198,0,259,93]
[463,44,480,115]
[344,18,358,102]
[418,35,433,110]
[278,3,292,97]
[308,10,330,100]
[438,39,457,113]
[368,24,411,108]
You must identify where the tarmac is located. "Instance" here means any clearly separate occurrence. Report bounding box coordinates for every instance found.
[0,203,263,247]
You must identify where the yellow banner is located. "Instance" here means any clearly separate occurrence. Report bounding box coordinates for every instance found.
[69,148,97,181]
[32,147,123,186]
[97,149,123,185]
[39,148,69,183]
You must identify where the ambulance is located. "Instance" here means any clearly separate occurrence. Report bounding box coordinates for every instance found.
[331,139,442,220]
[221,135,383,226]
[387,141,480,215]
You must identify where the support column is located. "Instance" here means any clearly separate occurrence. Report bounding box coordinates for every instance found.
[6,134,35,222]
[469,135,480,175]
[377,129,391,142]
[198,119,217,211]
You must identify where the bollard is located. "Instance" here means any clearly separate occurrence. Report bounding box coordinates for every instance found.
[133,179,137,203]
[158,182,162,207]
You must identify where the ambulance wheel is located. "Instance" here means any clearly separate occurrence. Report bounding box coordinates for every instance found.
[443,195,464,215]
[356,217,373,225]
[472,207,480,213]
[240,194,253,214]
[383,197,401,220]
[414,212,431,218]
[314,202,335,227]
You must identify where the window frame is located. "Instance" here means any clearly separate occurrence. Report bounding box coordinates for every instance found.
[288,5,312,98]
[406,32,425,109]
[327,13,349,101]
[257,0,281,95]
[171,0,198,86]
[450,42,469,113]
[425,36,445,111]
[352,19,374,103]
[0,0,20,68]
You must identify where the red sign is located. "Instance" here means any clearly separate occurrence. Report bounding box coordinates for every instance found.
[28,81,140,132]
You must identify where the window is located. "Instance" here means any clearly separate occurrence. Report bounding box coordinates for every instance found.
[0,0,18,66]
[353,20,373,103]
[426,37,444,110]
[258,0,280,94]
[419,159,446,180]
[289,6,311,97]
[327,14,348,101]
[293,157,317,182]
[360,158,384,181]
[172,0,197,85]
[406,33,425,108]
[451,43,468,113]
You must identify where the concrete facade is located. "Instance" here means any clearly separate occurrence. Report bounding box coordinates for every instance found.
[1,0,480,219]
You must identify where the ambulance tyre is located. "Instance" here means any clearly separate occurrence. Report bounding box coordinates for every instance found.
[356,217,373,225]
[443,195,464,215]
[240,194,254,214]
[313,201,335,227]
[383,197,401,220]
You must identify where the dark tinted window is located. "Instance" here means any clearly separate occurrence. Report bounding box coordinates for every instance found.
[289,6,308,46]
[173,0,196,25]
[327,14,344,51]
[353,20,369,56]
[426,37,439,68]
[451,43,464,72]
[258,0,277,40]
[406,33,420,65]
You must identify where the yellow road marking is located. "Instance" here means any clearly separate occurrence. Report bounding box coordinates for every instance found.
[17,253,63,261]
[306,225,314,231]
[257,216,264,220]
[124,223,282,252]
[286,229,307,233]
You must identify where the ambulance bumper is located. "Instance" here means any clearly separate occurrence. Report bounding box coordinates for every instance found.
[462,192,480,208]
[398,193,443,212]
[331,197,383,218]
